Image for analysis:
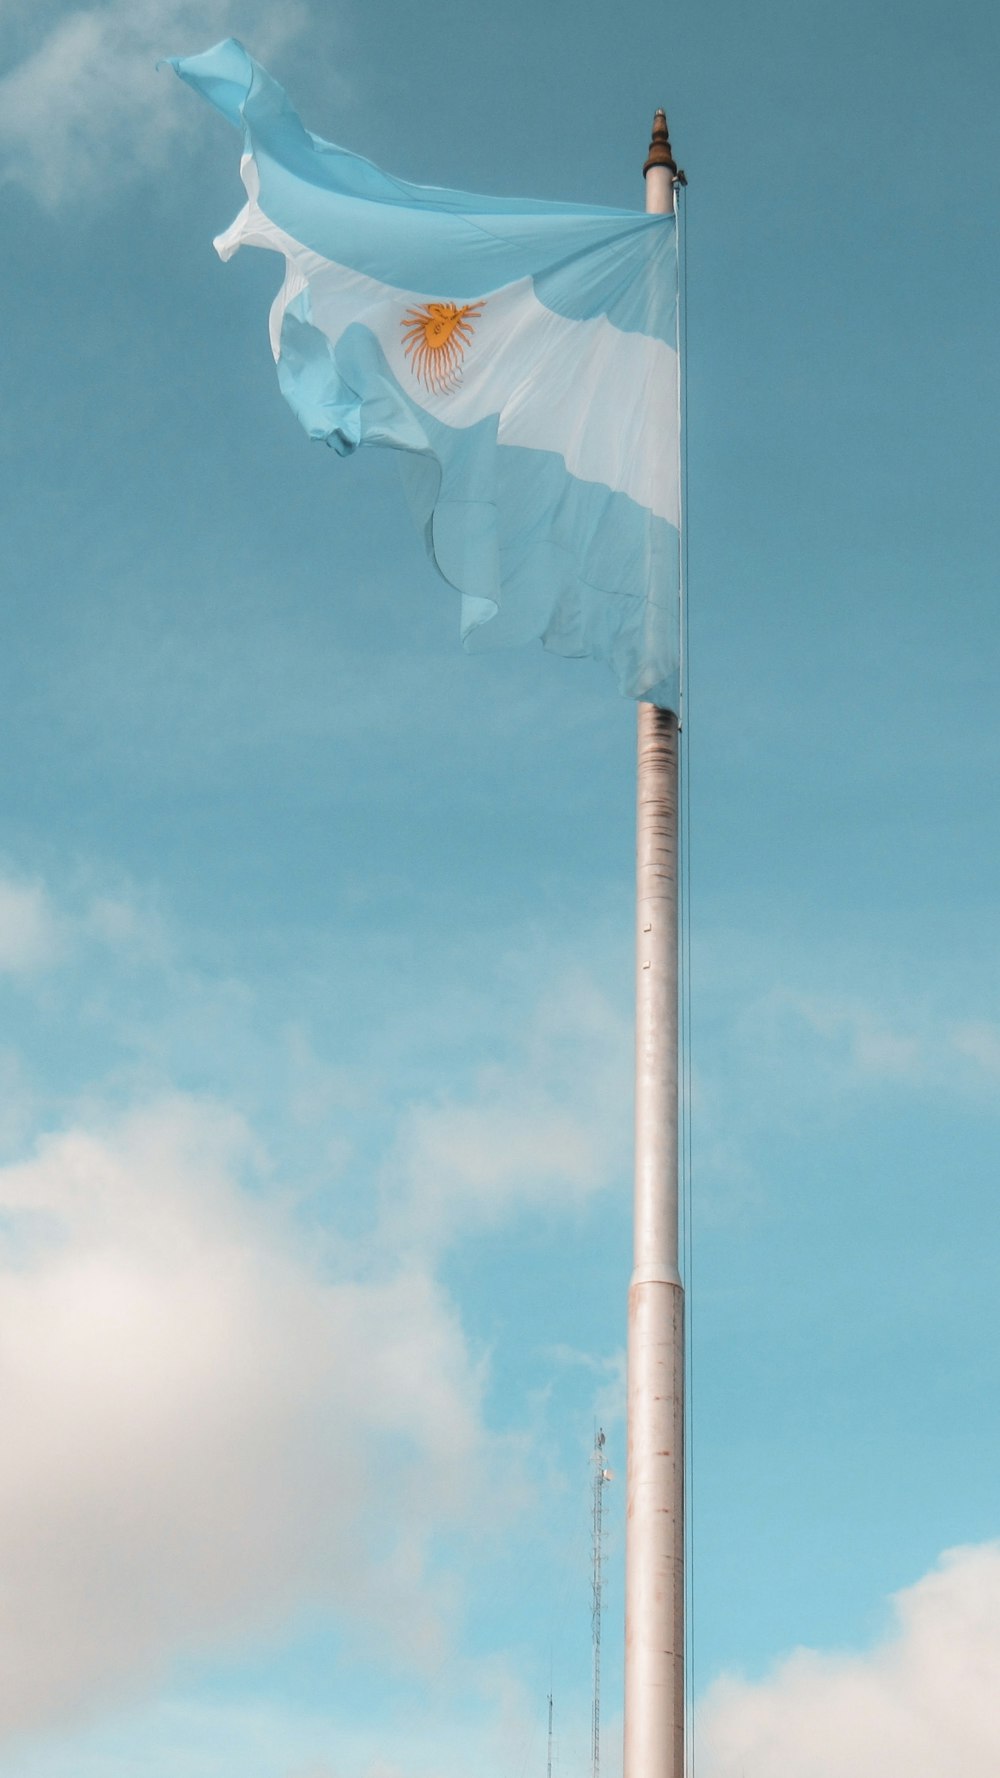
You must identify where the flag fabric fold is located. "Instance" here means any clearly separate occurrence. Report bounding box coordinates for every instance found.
[171,40,681,709]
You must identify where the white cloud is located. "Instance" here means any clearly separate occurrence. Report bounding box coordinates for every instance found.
[0,868,176,984]
[0,0,309,206]
[754,988,925,1087]
[0,875,64,973]
[698,1542,1000,1778]
[81,889,170,963]
[0,1095,497,1739]
[707,980,1000,1163]
[378,975,630,1253]
[0,882,637,1747]
[546,1344,626,1433]
[950,1019,1000,1081]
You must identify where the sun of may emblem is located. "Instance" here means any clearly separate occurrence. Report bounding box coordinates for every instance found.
[401,300,485,395]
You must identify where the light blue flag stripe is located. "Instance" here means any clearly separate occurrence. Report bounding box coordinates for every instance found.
[170,40,681,710]
[171,42,676,344]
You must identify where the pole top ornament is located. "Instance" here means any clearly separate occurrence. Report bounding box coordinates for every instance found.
[643,109,686,185]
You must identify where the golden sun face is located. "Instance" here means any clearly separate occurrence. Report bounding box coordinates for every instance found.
[401,301,484,394]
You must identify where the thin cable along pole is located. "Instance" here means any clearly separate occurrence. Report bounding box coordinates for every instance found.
[624,109,685,1778]
[675,162,695,1778]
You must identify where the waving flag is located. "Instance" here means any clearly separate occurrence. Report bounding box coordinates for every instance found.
[171,41,680,709]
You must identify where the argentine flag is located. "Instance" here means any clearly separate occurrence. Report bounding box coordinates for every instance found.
[172,42,680,710]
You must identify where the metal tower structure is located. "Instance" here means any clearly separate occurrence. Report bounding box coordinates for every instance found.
[591,1429,611,1778]
[547,1691,553,1778]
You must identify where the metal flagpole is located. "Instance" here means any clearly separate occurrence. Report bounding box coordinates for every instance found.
[624,110,684,1778]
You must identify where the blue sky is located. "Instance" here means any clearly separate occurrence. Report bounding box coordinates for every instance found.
[1,1,999,1775]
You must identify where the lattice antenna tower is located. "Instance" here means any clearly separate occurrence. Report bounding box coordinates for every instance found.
[546,1690,554,1778]
[591,1429,612,1778]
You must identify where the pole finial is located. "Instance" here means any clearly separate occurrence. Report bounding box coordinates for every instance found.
[643,109,676,179]
[644,109,686,185]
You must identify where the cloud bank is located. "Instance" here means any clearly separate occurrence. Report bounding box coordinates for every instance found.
[0,1095,494,1738]
[0,863,631,1750]
[699,1542,1000,1778]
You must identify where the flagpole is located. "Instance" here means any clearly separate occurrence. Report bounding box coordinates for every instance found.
[624,110,684,1778]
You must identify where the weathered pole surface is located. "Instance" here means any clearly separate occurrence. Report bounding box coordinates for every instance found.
[624,110,684,1778]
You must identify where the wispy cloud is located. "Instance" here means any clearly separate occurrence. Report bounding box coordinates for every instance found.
[0,1664,548,1778]
[377,974,630,1254]
[0,0,309,206]
[949,1018,1000,1081]
[546,1344,626,1432]
[0,874,65,974]
[698,1542,1000,1777]
[770,988,1000,1104]
[0,865,171,985]
[784,990,925,1081]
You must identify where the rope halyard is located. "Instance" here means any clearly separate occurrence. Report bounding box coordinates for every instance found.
[676,172,696,1778]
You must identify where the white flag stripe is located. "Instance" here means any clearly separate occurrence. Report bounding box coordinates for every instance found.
[217,183,679,529]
